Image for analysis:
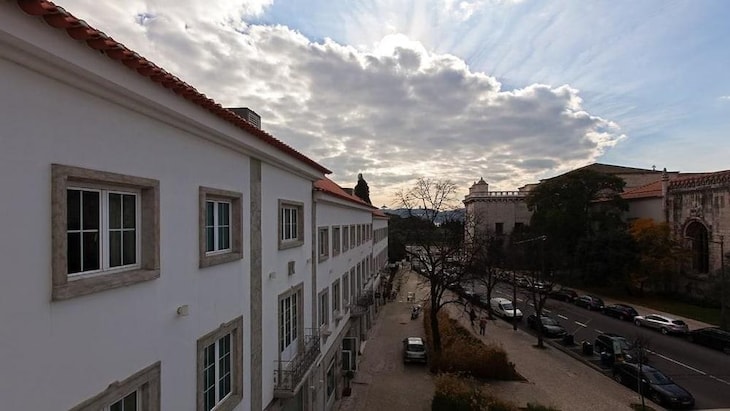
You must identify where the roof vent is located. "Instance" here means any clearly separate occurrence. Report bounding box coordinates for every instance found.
[228,107,261,129]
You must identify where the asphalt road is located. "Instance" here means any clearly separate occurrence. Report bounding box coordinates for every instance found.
[469,282,730,409]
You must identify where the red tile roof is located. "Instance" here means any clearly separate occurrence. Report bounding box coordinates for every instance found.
[621,180,663,200]
[15,0,330,174]
[314,178,376,210]
[669,170,730,190]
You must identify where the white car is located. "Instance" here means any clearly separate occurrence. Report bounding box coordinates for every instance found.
[490,297,523,321]
[634,314,689,335]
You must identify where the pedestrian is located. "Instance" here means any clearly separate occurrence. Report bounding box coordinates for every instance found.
[479,316,487,335]
[469,307,476,327]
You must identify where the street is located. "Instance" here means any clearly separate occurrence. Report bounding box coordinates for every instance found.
[475,282,730,409]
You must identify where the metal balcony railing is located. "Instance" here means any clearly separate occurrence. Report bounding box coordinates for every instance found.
[273,329,321,398]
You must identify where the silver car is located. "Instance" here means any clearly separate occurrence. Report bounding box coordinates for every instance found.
[634,314,689,335]
[403,337,427,363]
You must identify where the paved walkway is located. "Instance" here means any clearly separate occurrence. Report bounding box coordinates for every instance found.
[336,269,657,411]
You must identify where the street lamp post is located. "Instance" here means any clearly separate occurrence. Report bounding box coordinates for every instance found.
[512,235,548,331]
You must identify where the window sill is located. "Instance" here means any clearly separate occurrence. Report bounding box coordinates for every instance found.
[53,268,160,301]
[278,239,304,250]
[200,251,243,268]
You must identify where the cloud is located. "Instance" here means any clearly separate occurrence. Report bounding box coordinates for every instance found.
[720,96,730,101]
[55,0,625,207]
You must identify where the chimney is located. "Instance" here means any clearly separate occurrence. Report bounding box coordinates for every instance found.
[228,107,261,129]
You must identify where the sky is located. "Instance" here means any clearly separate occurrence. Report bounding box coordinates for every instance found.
[52,0,730,208]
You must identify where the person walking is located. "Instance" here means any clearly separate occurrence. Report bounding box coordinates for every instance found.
[469,307,476,327]
[479,315,487,335]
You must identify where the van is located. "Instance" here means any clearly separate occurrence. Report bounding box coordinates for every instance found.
[490,297,523,321]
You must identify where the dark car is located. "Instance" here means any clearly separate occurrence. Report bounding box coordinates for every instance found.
[402,337,427,364]
[549,288,578,302]
[594,333,648,364]
[602,303,639,321]
[527,314,568,338]
[612,363,694,409]
[574,295,605,311]
[688,327,730,354]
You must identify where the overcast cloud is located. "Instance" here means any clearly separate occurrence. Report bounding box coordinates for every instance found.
[56,0,627,207]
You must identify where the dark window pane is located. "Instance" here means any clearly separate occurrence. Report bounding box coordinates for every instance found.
[109,400,122,411]
[123,230,136,265]
[109,193,121,229]
[67,232,81,274]
[218,202,229,226]
[122,194,136,229]
[109,231,121,267]
[83,232,100,271]
[204,387,216,411]
[82,191,99,230]
[219,227,230,250]
[67,190,81,230]
[220,373,231,399]
[206,227,215,252]
[206,202,214,226]
[123,391,137,411]
[205,344,215,367]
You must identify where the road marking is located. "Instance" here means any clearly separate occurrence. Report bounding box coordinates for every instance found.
[557,314,568,320]
[543,308,551,313]
[516,298,523,303]
[646,349,730,386]
[594,329,603,334]
[575,321,587,327]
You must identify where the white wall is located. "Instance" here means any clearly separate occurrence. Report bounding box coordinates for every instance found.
[259,163,315,408]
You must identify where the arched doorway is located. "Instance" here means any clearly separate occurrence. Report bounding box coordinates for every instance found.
[685,221,709,273]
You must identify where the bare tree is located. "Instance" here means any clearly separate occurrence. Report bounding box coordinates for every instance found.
[394,178,467,354]
[513,235,553,348]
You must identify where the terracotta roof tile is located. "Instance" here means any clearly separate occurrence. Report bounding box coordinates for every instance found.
[621,180,663,200]
[314,178,376,209]
[16,0,330,174]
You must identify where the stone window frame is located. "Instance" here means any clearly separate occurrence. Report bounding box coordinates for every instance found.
[318,288,330,330]
[318,226,330,262]
[278,199,304,250]
[342,225,350,252]
[70,361,161,411]
[51,164,160,301]
[196,316,244,411]
[199,186,243,268]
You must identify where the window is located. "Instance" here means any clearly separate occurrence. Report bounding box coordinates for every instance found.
[52,164,160,301]
[279,200,304,249]
[332,279,341,314]
[326,359,335,399]
[332,226,341,256]
[495,222,504,235]
[318,227,330,261]
[319,289,329,330]
[70,362,161,411]
[342,273,350,310]
[199,187,242,268]
[197,317,243,411]
[279,285,302,359]
[350,225,356,248]
[350,268,356,300]
[342,226,350,252]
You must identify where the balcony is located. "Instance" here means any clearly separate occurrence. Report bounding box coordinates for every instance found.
[273,329,321,398]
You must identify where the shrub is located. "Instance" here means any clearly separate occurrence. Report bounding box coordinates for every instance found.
[432,373,488,411]
[424,309,521,380]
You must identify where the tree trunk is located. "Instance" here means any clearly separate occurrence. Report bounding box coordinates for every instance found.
[430,301,442,353]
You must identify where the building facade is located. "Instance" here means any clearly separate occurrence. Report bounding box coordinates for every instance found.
[0,2,387,411]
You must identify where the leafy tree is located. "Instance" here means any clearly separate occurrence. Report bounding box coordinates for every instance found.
[629,218,688,295]
[394,178,467,354]
[354,173,372,204]
[526,169,628,275]
[575,228,637,285]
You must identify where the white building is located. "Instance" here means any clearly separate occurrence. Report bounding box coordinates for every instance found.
[0,2,386,411]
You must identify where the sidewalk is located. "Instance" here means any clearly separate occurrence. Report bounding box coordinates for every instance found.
[336,268,657,411]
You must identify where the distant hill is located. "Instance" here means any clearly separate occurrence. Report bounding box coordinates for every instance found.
[383,208,465,224]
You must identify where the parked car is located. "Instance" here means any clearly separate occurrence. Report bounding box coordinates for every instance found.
[612,362,694,409]
[594,333,648,364]
[687,327,730,354]
[490,297,523,321]
[402,337,427,364]
[634,314,689,335]
[526,314,567,338]
[549,287,578,302]
[602,303,639,321]
[574,295,605,311]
